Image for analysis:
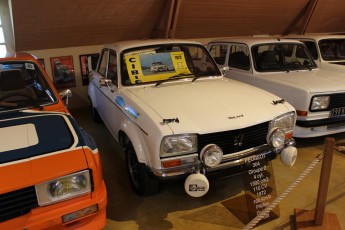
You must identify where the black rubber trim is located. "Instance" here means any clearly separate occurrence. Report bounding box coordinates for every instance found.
[296,116,345,128]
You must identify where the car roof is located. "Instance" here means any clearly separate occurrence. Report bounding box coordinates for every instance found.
[0,51,37,61]
[282,33,345,42]
[103,39,202,53]
[208,36,304,47]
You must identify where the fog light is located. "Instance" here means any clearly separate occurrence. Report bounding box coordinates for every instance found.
[267,128,285,148]
[62,204,98,223]
[200,144,223,167]
[280,146,298,167]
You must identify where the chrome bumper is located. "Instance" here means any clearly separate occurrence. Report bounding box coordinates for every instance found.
[151,139,295,178]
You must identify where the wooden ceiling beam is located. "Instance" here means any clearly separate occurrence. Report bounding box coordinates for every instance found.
[149,0,183,39]
[167,0,183,38]
[298,0,319,34]
[282,0,319,35]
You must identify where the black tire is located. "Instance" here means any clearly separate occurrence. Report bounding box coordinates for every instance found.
[91,104,102,123]
[125,142,159,196]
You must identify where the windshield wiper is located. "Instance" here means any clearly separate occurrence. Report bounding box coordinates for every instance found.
[0,99,44,110]
[0,101,18,108]
[155,73,195,86]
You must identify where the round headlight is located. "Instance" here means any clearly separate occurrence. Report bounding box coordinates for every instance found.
[267,128,285,148]
[200,144,223,167]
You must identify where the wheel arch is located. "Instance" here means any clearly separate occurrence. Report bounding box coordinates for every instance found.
[118,121,150,165]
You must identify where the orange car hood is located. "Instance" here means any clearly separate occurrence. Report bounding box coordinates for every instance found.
[0,111,88,193]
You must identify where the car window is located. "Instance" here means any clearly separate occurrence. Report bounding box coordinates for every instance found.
[121,44,221,86]
[107,51,117,84]
[252,43,317,72]
[228,45,250,70]
[0,61,57,111]
[295,45,308,59]
[98,50,109,76]
[302,41,318,60]
[208,44,227,65]
[319,39,345,61]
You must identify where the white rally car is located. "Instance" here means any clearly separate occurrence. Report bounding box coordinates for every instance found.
[88,39,297,197]
[208,37,345,138]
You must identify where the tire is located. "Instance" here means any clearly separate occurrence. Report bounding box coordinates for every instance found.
[125,142,159,196]
[91,104,102,123]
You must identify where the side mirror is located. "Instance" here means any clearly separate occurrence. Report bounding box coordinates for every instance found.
[99,78,112,87]
[99,77,114,93]
[59,89,72,108]
[221,66,230,75]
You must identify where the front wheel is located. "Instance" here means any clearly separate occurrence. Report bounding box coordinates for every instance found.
[125,143,159,196]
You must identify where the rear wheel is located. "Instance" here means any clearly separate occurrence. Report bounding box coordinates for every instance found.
[125,142,159,196]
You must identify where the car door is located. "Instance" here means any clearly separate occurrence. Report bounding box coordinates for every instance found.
[92,49,109,122]
[99,50,122,138]
[91,49,121,137]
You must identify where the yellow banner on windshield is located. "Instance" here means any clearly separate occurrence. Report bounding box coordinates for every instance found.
[125,51,191,84]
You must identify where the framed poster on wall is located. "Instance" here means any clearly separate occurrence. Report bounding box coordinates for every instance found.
[50,55,76,89]
[79,53,99,85]
[37,58,45,69]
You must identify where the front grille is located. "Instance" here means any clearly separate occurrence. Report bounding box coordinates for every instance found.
[0,186,38,222]
[329,93,345,109]
[198,121,269,155]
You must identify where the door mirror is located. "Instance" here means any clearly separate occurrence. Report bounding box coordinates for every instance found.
[99,78,114,93]
[221,66,230,75]
[99,78,112,87]
[59,89,72,108]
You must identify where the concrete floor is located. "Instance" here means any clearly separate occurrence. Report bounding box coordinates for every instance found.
[72,108,345,230]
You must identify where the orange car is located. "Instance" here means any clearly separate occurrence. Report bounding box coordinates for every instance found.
[0,52,107,229]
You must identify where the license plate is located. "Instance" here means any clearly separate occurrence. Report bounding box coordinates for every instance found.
[331,107,345,117]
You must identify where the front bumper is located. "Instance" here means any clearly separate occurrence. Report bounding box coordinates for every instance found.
[296,115,345,128]
[295,116,345,137]
[151,139,295,178]
[1,181,107,230]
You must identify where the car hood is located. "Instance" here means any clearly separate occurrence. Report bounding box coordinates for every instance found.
[257,69,345,93]
[127,78,293,133]
[0,111,88,193]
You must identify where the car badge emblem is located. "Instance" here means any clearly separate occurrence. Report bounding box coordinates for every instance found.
[272,98,285,105]
[162,118,179,124]
[234,133,244,147]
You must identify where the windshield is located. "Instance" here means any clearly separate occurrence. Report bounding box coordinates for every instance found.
[319,39,345,61]
[252,43,317,72]
[121,44,221,86]
[0,61,57,111]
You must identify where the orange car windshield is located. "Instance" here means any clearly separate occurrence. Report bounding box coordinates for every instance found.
[0,61,57,111]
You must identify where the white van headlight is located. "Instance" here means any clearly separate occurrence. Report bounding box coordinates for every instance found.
[160,134,197,157]
[310,96,330,111]
[35,170,91,206]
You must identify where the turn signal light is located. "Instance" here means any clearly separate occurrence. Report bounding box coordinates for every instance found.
[296,110,308,116]
[162,159,181,168]
[285,132,293,139]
